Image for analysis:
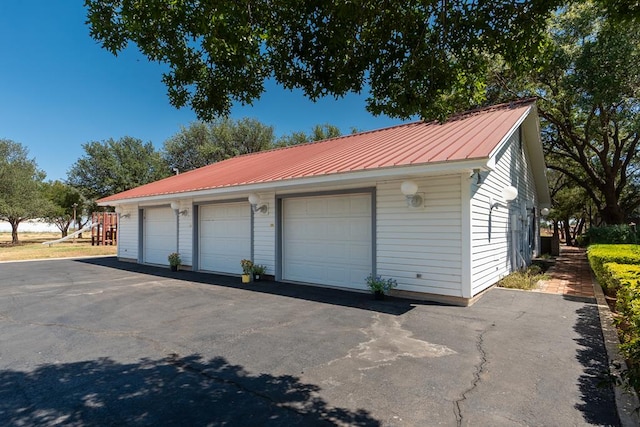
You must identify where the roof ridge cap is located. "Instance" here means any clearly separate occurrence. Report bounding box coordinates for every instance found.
[229,119,420,156]
[445,97,537,123]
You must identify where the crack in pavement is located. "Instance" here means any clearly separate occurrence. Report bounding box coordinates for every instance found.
[453,323,493,427]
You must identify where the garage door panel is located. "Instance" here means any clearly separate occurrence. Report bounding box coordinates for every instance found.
[350,221,370,237]
[307,199,328,215]
[350,244,372,262]
[326,267,349,283]
[349,196,371,214]
[144,207,176,266]
[199,203,250,274]
[326,221,349,239]
[283,193,372,289]
[285,199,307,216]
[327,198,349,215]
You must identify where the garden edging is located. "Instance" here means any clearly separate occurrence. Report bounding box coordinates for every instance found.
[592,272,640,427]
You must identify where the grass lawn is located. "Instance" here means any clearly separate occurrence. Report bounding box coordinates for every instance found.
[0,232,117,262]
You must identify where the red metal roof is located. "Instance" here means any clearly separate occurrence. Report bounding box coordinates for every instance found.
[98,100,535,204]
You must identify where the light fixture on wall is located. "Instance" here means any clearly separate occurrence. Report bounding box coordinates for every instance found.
[490,185,518,211]
[114,206,130,219]
[170,201,188,216]
[541,208,550,216]
[469,168,482,184]
[248,193,268,214]
[400,180,423,207]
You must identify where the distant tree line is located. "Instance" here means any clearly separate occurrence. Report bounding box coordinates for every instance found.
[0,120,345,243]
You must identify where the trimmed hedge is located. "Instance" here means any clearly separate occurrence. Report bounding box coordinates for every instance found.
[588,244,640,394]
[587,244,640,293]
[608,263,640,393]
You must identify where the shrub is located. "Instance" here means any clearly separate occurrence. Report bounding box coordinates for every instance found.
[252,264,267,275]
[498,266,549,290]
[586,225,640,244]
[606,263,640,394]
[240,259,254,275]
[587,245,640,293]
[168,252,181,266]
[365,274,397,294]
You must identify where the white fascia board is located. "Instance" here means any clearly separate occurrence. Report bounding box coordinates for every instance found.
[97,158,492,207]
[487,105,533,159]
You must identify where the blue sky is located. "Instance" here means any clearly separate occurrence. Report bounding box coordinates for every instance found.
[0,2,408,182]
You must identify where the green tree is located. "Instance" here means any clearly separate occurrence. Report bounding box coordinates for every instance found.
[487,2,640,224]
[275,124,342,148]
[163,122,219,173]
[67,136,170,201]
[42,181,85,237]
[84,0,561,121]
[164,118,275,173]
[0,139,49,244]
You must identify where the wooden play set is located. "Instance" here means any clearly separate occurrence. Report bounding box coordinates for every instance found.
[91,212,118,246]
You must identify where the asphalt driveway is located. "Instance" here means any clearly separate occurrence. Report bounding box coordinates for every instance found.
[0,257,619,426]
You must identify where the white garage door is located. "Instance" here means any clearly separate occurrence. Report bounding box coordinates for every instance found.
[283,193,372,289]
[199,203,251,274]
[144,207,176,266]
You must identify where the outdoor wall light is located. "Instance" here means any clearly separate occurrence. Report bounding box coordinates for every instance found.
[400,180,423,208]
[469,168,482,184]
[490,185,518,211]
[248,193,268,214]
[541,207,550,216]
[170,201,188,216]
[114,206,130,219]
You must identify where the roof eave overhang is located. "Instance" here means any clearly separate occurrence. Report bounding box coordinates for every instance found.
[97,158,494,207]
[522,105,552,208]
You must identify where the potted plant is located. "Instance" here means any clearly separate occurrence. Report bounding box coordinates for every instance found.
[365,274,397,300]
[252,264,267,281]
[168,252,181,272]
[240,259,254,283]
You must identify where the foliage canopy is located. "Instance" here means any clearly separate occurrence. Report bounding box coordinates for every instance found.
[84,0,561,121]
[67,136,171,202]
[487,1,640,224]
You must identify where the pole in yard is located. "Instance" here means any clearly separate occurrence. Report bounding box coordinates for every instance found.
[72,203,78,243]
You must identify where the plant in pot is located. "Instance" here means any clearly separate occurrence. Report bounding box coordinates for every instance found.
[240,259,254,283]
[168,252,181,272]
[365,274,397,300]
[252,264,267,281]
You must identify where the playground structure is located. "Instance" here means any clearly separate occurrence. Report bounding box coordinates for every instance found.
[91,212,118,246]
[41,212,118,246]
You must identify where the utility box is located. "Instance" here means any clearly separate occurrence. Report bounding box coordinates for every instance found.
[541,236,560,256]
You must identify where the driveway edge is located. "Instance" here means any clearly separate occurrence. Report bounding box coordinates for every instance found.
[592,274,640,427]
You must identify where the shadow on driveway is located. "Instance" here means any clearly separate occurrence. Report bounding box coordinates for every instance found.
[75,257,431,316]
[0,353,379,426]
[574,304,620,426]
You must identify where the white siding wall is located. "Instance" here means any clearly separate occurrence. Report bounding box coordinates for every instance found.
[377,176,463,297]
[470,128,539,295]
[117,204,139,260]
[253,192,276,276]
